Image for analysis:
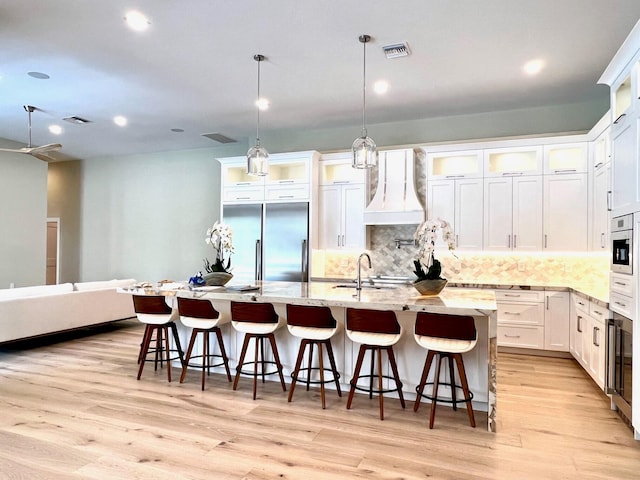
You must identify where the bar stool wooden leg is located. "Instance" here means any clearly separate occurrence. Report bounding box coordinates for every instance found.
[414,350,435,412]
[429,354,443,429]
[234,334,251,391]
[215,328,232,382]
[137,325,155,380]
[325,340,342,397]
[347,345,367,409]
[267,333,287,392]
[180,329,198,384]
[306,342,314,391]
[448,355,457,411]
[288,339,307,402]
[253,336,259,400]
[170,322,185,368]
[454,354,476,428]
[368,349,375,399]
[377,348,384,420]
[387,346,405,408]
[318,342,326,409]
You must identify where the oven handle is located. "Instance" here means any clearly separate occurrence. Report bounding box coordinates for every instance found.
[606,318,616,395]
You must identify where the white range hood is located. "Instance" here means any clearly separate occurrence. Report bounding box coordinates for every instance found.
[363,149,425,225]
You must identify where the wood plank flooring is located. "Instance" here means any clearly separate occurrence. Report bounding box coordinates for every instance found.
[0,318,638,479]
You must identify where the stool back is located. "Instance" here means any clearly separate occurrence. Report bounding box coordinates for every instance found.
[231,301,278,324]
[177,297,219,319]
[415,312,476,341]
[133,295,172,315]
[346,308,400,334]
[286,304,336,329]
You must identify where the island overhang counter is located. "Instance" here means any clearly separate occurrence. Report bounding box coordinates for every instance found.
[154,281,497,431]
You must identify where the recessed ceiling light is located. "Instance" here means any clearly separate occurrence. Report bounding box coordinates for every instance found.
[374,80,389,94]
[113,115,128,127]
[48,125,63,135]
[255,97,270,111]
[124,10,150,32]
[523,59,544,75]
[27,71,50,80]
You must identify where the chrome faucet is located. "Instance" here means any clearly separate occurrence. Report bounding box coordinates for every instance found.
[356,252,372,290]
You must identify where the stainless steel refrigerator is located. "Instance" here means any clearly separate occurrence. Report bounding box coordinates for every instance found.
[222,202,309,282]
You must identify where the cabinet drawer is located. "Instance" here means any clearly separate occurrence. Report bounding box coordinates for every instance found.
[610,292,634,318]
[223,186,264,202]
[497,302,544,326]
[265,184,310,201]
[573,295,589,315]
[589,302,609,323]
[611,272,633,296]
[494,290,544,302]
[497,325,545,349]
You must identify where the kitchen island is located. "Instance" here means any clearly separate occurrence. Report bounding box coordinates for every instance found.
[168,281,499,431]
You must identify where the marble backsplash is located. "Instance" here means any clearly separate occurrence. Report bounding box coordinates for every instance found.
[312,225,610,287]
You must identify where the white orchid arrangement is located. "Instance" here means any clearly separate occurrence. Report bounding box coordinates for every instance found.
[203,221,234,273]
[412,218,456,281]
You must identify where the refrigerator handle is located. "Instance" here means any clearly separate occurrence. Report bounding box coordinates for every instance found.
[255,239,262,281]
[301,239,308,282]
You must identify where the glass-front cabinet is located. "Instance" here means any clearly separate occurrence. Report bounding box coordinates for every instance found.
[483,146,542,177]
[426,150,483,179]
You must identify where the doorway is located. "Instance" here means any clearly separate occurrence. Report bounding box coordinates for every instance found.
[46,218,60,285]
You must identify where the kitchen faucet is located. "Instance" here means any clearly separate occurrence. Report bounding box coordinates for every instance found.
[356,252,372,290]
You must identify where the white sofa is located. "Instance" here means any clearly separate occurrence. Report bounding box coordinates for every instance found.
[0,279,136,343]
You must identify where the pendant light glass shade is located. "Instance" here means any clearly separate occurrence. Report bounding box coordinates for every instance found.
[352,34,377,169]
[247,54,269,176]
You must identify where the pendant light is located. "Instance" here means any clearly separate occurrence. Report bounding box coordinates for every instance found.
[352,34,377,169]
[247,54,269,176]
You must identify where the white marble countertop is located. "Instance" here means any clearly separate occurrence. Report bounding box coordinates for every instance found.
[167,281,497,317]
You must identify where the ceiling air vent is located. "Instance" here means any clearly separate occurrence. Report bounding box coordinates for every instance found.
[382,42,411,59]
[63,116,91,124]
[202,132,237,144]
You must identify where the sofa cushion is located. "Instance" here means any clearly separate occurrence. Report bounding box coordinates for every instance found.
[73,278,136,292]
[0,283,74,301]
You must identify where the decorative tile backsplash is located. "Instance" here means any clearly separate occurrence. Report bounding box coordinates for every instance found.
[313,225,609,287]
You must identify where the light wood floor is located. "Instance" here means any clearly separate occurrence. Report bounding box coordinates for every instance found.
[1,319,639,479]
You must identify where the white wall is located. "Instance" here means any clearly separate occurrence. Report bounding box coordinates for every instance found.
[0,150,47,287]
[79,149,221,282]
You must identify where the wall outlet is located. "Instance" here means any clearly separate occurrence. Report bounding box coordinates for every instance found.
[9,282,14,289]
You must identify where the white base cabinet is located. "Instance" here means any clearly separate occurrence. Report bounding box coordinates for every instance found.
[570,293,607,390]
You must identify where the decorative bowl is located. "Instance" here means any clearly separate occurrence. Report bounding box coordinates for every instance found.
[413,278,447,296]
[202,272,233,286]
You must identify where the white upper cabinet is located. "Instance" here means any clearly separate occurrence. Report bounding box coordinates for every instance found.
[484,176,542,251]
[543,173,588,251]
[543,143,588,175]
[484,146,543,177]
[426,150,483,180]
[599,21,640,217]
[317,153,365,250]
[219,151,318,204]
[428,178,483,250]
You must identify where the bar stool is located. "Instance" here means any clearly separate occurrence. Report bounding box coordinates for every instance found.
[132,295,185,382]
[345,308,405,420]
[177,297,232,390]
[413,312,477,429]
[286,304,342,409]
[231,301,287,400]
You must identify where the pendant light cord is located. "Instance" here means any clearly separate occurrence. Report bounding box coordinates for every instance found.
[256,56,261,146]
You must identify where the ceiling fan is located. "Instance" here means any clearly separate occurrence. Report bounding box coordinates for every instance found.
[0,105,62,162]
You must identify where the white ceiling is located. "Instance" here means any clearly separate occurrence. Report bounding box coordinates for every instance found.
[1,0,640,160]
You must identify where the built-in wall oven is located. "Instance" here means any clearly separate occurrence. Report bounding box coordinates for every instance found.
[611,214,633,274]
[608,312,633,421]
